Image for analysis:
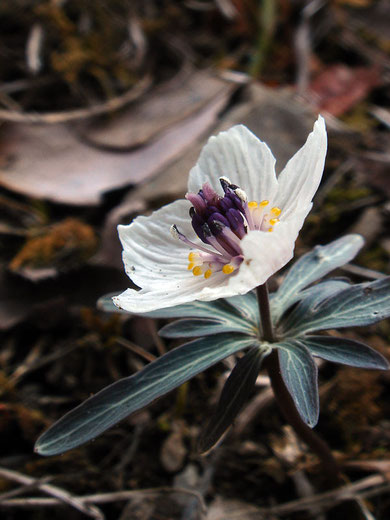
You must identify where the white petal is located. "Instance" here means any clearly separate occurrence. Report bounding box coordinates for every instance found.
[188,125,278,202]
[118,199,195,290]
[114,272,228,313]
[227,208,311,293]
[274,116,327,219]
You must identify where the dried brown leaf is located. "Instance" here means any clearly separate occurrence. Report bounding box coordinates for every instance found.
[0,73,235,205]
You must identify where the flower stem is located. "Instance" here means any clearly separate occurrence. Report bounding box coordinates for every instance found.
[256,283,367,518]
[256,284,274,342]
[256,283,342,484]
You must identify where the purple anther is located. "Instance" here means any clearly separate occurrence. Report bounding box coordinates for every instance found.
[186,192,207,216]
[226,209,246,238]
[208,212,230,233]
[219,177,230,193]
[226,192,245,212]
[202,182,219,205]
[219,196,234,213]
[205,205,220,218]
[220,178,239,193]
[191,213,208,243]
[202,223,212,238]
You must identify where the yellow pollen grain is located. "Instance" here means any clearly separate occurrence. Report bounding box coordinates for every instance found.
[269,218,279,226]
[193,266,203,276]
[268,227,274,232]
[204,269,212,279]
[188,252,197,262]
[222,264,235,275]
[248,201,258,209]
[271,206,281,216]
[188,263,194,270]
[259,200,269,207]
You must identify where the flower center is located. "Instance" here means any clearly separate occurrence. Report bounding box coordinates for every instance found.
[171,178,282,279]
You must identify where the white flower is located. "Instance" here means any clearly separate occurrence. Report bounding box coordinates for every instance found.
[113,116,327,313]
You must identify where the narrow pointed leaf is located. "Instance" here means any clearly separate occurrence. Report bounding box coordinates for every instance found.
[224,291,259,325]
[35,334,257,456]
[199,346,270,453]
[276,340,319,427]
[159,316,257,338]
[284,277,390,336]
[302,336,389,369]
[98,293,127,313]
[280,279,350,333]
[271,235,364,323]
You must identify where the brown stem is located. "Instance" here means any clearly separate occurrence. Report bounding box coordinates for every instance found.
[265,350,343,484]
[256,283,366,518]
[256,284,274,342]
[256,283,342,485]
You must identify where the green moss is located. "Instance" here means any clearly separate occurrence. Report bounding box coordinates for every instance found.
[358,245,388,272]
[326,186,372,204]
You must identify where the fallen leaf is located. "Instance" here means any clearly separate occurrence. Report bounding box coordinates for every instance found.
[309,64,380,116]
[0,73,235,205]
[10,218,98,280]
[80,69,235,150]
[160,426,187,472]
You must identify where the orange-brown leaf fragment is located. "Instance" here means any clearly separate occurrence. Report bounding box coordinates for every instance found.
[10,218,98,272]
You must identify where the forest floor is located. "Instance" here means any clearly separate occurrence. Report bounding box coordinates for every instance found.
[0,2,390,519]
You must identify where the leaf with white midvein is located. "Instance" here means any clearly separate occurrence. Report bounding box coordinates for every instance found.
[275,340,319,427]
[282,277,390,336]
[159,316,257,338]
[35,333,257,456]
[301,336,389,369]
[198,346,270,453]
[279,279,350,333]
[224,291,259,325]
[271,234,364,324]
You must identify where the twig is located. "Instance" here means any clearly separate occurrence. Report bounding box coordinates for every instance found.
[341,263,388,281]
[0,75,151,124]
[295,0,326,96]
[0,486,207,514]
[0,467,104,519]
[116,337,157,363]
[0,477,51,501]
[146,318,166,356]
[266,473,388,516]
[1,475,387,517]
[9,342,83,385]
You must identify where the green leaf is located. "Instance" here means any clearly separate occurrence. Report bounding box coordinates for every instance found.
[283,277,390,336]
[271,235,364,324]
[279,279,350,333]
[198,346,270,453]
[35,334,257,456]
[159,315,257,338]
[302,336,389,370]
[276,340,319,427]
[224,291,259,325]
[97,293,126,313]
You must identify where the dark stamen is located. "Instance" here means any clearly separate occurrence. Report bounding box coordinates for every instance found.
[226,208,246,238]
